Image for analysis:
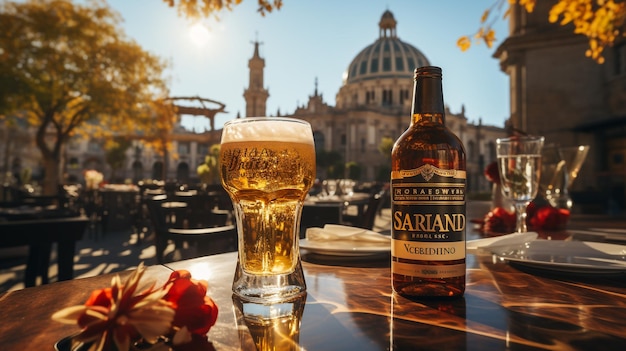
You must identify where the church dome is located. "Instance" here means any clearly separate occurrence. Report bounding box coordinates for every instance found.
[344,10,430,84]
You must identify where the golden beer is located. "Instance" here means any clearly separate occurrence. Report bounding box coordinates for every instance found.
[220,118,315,276]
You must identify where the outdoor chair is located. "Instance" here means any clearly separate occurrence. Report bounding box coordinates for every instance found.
[146,194,236,263]
[342,188,389,230]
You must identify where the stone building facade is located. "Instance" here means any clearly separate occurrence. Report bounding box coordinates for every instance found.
[495,1,626,212]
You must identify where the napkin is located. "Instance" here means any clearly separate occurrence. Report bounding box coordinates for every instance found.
[466,232,538,254]
[305,224,390,243]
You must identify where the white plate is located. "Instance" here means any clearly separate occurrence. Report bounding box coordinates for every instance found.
[299,238,390,257]
[490,240,626,275]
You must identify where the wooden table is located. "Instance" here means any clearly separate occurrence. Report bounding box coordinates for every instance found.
[2,234,625,350]
[0,214,88,287]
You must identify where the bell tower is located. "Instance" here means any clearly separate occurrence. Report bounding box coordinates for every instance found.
[243,40,269,117]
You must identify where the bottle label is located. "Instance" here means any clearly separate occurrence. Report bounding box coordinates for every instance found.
[391,164,466,266]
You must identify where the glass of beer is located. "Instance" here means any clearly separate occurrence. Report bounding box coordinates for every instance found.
[220,117,315,302]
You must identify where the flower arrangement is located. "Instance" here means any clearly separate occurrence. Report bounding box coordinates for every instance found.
[84,169,104,190]
[480,161,570,234]
[52,263,218,351]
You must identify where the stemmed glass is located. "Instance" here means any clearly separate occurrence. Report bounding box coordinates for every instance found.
[323,179,337,197]
[496,136,545,233]
[540,144,589,209]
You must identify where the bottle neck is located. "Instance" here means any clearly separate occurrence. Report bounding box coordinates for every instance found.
[410,69,445,125]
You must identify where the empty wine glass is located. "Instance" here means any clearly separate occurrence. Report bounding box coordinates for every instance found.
[540,144,589,209]
[323,179,337,197]
[496,136,545,233]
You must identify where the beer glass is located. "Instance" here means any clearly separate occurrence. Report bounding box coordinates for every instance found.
[220,117,315,302]
[496,136,544,233]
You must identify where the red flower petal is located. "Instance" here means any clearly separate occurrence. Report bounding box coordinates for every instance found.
[163,270,218,336]
[484,161,500,184]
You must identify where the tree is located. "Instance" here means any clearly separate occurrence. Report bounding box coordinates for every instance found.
[458,0,626,64]
[0,0,175,194]
[378,136,395,160]
[162,0,283,19]
[104,137,132,183]
[315,149,343,179]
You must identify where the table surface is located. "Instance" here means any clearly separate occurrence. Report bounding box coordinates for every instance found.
[2,226,626,350]
[1,200,624,350]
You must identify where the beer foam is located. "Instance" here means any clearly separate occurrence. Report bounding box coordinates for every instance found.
[221,118,313,144]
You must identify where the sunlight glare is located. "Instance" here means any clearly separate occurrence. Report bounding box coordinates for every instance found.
[189,22,211,48]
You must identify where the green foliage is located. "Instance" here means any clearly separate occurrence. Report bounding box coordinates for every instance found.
[316,149,343,178]
[378,136,395,160]
[105,137,132,181]
[345,162,361,180]
[197,144,220,185]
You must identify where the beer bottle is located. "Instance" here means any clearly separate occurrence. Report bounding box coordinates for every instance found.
[391,66,466,298]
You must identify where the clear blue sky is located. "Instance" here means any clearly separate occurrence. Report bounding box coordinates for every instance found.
[103,0,510,132]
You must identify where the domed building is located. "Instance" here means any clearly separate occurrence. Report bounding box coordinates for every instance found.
[1,10,504,192]
[244,10,506,192]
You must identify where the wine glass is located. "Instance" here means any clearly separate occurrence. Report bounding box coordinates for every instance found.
[540,144,589,209]
[323,179,337,197]
[496,136,545,233]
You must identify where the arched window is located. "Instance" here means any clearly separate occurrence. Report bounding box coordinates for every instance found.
[177,162,190,183]
[152,162,163,180]
[467,141,476,162]
[132,161,143,182]
[313,131,325,151]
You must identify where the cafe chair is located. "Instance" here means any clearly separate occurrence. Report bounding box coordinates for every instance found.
[342,188,389,230]
[146,194,236,263]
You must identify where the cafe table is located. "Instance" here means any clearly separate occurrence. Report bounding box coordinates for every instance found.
[301,193,371,234]
[0,212,88,287]
[2,232,626,350]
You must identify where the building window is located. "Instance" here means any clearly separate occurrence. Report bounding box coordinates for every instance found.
[341,134,346,146]
[87,141,100,153]
[399,89,409,104]
[178,142,189,155]
[370,58,379,73]
[467,141,476,162]
[396,57,404,71]
[407,57,416,71]
[382,89,393,105]
[360,61,367,75]
[368,125,376,145]
[313,131,325,151]
[383,57,391,71]
[197,143,209,157]
[68,139,81,151]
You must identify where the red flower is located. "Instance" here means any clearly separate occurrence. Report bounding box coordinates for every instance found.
[484,161,500,184]
[52,264,219,351]
[163,270,219,336]
[529,206,570,230]
[482,207,516,234]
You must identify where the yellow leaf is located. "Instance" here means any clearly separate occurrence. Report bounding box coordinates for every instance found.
[481,9,490,23]
[484,29,496,48]
[457,36,471,51]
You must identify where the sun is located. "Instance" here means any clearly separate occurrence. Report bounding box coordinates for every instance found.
[189,22,211,48]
